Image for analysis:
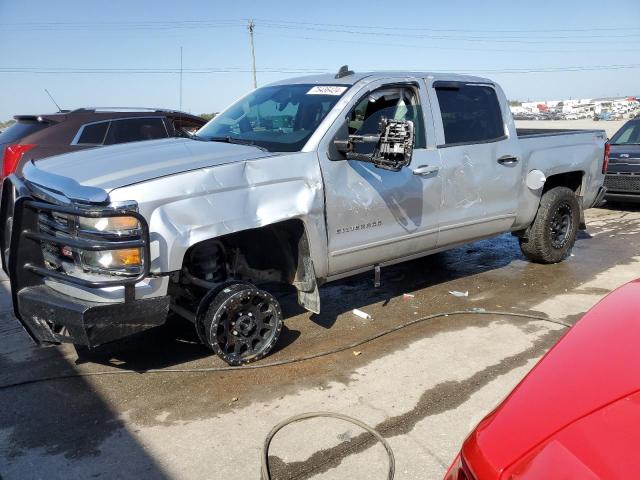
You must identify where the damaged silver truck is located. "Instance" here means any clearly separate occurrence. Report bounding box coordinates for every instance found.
[1,68,608,365]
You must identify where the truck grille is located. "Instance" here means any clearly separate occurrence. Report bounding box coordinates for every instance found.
[604,174,640,193]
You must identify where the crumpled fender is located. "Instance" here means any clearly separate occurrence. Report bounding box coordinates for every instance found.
[108,152,328,277]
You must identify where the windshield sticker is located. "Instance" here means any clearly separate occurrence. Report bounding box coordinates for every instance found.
[307,86,348,96]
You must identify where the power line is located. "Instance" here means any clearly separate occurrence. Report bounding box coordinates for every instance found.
[254,22,640,44]
[0,67,328,74]
[1,64,639,75]
[2,19,639,43]
[248,18,640,34]
[0,20,247,30]
[2,18,639,34]
[257,31,640,54]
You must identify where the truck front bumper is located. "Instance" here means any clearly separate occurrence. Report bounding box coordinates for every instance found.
[1,174,170,347]
[17,284,170,346]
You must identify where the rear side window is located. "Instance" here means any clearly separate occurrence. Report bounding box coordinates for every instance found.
[0,121,48,144]
[435,84,505,145]
[104,117,168,145]
[76,121,109,145]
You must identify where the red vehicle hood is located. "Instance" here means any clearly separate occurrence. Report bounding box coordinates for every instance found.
[462,279,640,479]
[502,390,640,478]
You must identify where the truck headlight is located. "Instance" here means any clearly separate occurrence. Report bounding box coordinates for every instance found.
[81,248,143,271]
[78,216,141,235]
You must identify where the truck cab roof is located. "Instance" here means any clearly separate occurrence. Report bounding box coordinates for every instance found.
[266,71,494,87]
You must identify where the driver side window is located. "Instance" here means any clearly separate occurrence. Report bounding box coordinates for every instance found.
[348,85,426,154]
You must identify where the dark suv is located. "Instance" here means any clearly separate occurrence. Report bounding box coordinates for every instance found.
[604,119,640,203]
[0,108,207,179]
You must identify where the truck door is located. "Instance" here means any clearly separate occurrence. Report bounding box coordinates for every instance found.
[319,80,442,276]
[428,80,522,247]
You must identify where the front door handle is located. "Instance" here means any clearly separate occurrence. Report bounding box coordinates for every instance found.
[497,155,519,165]
[412,165,439,176]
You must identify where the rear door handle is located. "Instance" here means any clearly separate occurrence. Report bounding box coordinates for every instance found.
[412,165,439,176]
[497,155,519,165]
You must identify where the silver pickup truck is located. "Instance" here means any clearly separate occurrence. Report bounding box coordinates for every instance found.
[1,68,607,365]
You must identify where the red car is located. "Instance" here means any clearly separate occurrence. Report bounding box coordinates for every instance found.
[445,279,640,479]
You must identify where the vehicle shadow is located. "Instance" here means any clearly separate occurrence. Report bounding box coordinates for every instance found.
[306,232,528,329]
[602,201,640,212]
[74,312,301,371]
[0,312,171,478]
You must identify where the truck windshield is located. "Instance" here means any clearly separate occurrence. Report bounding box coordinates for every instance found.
[195,84,347,152]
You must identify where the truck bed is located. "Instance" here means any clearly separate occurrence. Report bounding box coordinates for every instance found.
[516,127,607,212]
[516,128,604,138]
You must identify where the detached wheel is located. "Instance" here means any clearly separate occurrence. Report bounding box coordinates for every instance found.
[519,186,580,264]
[202,283,283,365]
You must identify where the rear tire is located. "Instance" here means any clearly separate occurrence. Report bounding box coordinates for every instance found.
[202,283,283,365]
[519,187,580,264]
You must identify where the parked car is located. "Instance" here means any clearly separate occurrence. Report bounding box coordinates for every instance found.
[444,278,640,479]
[595,111,615,121]
[603,119,640,203]
[0,108,206,179]
[0,69,607,366]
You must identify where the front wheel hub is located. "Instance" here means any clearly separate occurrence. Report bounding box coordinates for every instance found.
[236,313,256,336]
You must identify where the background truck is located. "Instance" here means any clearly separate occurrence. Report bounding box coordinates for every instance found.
[1,68,608,365]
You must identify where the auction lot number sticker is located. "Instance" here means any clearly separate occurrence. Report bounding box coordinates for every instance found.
[307,86,348,95]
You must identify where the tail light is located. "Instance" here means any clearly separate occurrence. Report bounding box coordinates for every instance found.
[2,144,36,179]
[602,142,610,174]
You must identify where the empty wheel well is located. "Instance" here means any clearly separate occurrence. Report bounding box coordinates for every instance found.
[180,219,311,290]
[543,171,584,195]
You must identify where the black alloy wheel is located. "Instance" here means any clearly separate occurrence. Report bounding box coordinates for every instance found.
[549,202,573,249]
[202,283,283,365]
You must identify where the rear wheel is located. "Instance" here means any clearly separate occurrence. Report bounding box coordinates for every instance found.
[519,187,580,264]
[202,283,283,365]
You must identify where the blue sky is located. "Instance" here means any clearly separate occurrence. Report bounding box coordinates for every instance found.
[0,0,639,120]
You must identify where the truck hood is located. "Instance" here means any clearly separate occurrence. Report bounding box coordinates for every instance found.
[462,279,640,478]
[29,137,276,194]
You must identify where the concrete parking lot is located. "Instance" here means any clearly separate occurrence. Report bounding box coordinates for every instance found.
[1,204,639,480]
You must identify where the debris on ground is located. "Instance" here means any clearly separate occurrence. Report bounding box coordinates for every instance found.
[353,351,362,356]
[352,308,372,320]
[403,293,415,299]
[449,290,469,297]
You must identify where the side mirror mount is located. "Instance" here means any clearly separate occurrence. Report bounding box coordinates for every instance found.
[331,118,415,171]
[328,121,350,161]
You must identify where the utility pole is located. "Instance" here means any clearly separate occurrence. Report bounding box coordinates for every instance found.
[179,46,183,111]
[247,19,257,89]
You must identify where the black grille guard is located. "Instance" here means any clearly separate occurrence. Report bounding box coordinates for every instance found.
[1,174,151,314]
